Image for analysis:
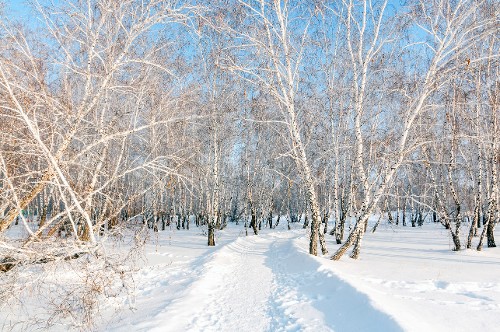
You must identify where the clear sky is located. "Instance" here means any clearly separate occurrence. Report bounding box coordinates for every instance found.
[4,0,31,19]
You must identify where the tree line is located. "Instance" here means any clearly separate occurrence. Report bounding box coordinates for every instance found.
[0,0,498,264]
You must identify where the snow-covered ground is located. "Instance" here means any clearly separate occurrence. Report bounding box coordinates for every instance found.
[93,221,500,332]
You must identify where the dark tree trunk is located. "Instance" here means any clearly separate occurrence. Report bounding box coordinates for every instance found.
[467,203,480,249]
[335,209,346,244]
[386,199,393,224]
[417,210,424,226]
[152,215,158,232]
[402,200,406,226]
[323,212,328,234]
[208,222,215,246]
[487,220,496,247]
[251,209,258,235]
[451,229,461,251]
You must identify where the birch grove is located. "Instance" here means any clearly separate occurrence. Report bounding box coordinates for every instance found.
[0,1,498,326]
[0,0,497,251]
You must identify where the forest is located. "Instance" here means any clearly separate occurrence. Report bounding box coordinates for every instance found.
[0,0,498,330]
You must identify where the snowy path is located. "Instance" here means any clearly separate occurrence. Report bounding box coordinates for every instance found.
[109,230,401,332]
[102,223,500,332]
[150,234,274,331]
[265,233,401,332]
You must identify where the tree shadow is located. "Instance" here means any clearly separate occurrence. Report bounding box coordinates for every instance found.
[265,238,403,332]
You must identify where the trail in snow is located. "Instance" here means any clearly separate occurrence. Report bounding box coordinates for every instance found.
[4,222,500,331]
[148,235,274,332]
[108,229,402,332]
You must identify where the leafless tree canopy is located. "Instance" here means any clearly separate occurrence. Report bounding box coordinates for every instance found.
[0,0,498,326]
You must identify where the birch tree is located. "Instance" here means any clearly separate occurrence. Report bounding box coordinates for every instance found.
[331,0,498,259]
[218,0,328,255]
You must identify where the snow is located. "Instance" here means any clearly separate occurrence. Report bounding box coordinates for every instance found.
[3,221,500,331]
[101,221,500,332]
[103,226,402,332]
[320,224,500,332]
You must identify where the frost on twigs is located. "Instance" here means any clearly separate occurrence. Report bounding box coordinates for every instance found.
[0,224,146,331]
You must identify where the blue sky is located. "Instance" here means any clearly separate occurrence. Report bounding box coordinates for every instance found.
[4,0,31,19]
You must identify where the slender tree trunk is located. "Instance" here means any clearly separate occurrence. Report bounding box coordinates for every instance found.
[487,219,496,248]
[251,208,258,235]
[402,198,406,226]
[208,222,215,246]
[480,152,498,249]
